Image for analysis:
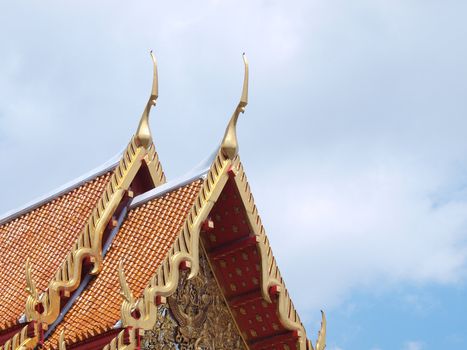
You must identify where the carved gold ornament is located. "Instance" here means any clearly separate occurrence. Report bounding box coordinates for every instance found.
[136,51,159,149]
[142,252,245,350]
[221,53,248,160]
[1,52,166,350]
[104,54,325,350]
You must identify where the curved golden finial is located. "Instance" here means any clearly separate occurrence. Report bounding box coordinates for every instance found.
[58,329,66,350]
[25,258,38,301]
[135,50,159,148]
[221,53,249,159]
[118,260,134,304]
[310,310,326,350]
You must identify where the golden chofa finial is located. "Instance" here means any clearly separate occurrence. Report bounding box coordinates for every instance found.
[135,50,159,148]
[221,53,249,159]
[309,310,326,350]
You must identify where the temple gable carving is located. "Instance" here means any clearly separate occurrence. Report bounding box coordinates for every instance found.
[141,249,247,350]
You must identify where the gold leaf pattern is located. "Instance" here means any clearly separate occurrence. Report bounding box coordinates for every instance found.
[141,251,246,350]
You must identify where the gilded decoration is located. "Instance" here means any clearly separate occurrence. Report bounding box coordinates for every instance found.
[0,52,166,350]
[141,252,246,350]
[103,53,324,350]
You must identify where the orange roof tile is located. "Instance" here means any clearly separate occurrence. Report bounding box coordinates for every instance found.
[0,172,112,330]
[45,179,203,349]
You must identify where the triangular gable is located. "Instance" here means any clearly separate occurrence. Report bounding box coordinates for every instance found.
[140,245,248,349]
[0,52,166,350]
[102,54,325,350]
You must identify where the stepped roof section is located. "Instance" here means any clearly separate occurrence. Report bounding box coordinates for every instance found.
[46,164,210,348]
[102,55,326,350]
[0,52,166,350]
[0,53,326,350]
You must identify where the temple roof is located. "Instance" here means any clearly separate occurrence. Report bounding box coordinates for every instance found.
[0,53,325,350]
[46,178,204,348]
[0,170,113,330]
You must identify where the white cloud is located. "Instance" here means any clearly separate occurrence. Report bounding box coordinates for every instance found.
[1,1,467,346]
[404,341,423,350]
[252,152,467,318]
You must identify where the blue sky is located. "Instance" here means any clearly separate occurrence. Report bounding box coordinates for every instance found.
[1,1,467,349]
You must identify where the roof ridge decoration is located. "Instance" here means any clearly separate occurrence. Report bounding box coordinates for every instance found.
[308,311,326,350]
[135,51,158,149]
[100,54,326,350]
[1,52,166,350]
[221,53,248,160]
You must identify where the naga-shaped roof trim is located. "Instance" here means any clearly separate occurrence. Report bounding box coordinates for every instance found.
[101,54,326,350]
[0,52,326,350]
[0,52,167,350]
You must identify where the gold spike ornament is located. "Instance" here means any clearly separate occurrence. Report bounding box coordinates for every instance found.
[221,53,249,160]
[58,330,66,350]
[0,51,167,350]
[25,259,38,302]
[118,260,134,304]
[103,53,323,350]
[135,51,159,149]
[309,311,326,350]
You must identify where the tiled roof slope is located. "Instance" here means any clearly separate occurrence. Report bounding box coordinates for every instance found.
[45,179,203,349]
[0,171,113,330]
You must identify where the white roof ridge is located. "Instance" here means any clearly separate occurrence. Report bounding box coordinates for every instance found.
[0,147,218,225]
[0,151,122,226]
[130,148,217,209]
